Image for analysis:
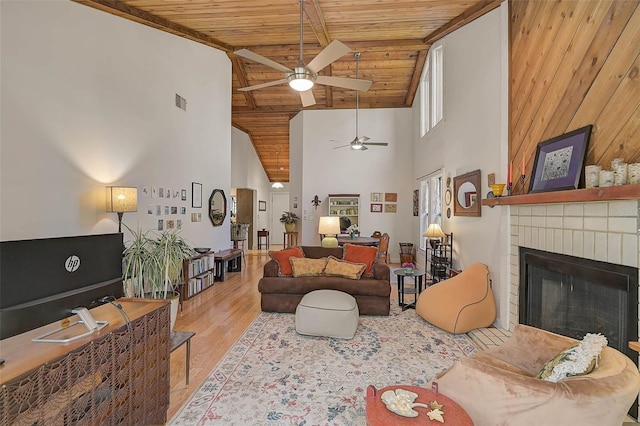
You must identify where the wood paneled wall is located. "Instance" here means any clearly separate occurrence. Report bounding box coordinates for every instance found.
[509,0,640,194]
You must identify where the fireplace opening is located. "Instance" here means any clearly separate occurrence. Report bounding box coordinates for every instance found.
[519,247,638,416]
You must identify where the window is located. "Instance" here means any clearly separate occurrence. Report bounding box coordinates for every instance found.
[420,42,444,136]
[419,170,443,250]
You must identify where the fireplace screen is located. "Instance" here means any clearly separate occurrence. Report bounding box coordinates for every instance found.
[519,247,638,361]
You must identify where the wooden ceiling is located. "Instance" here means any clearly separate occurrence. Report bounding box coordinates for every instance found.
[75,0,502,182]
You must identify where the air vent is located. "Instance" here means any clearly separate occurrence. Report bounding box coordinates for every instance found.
[175,94,187,111]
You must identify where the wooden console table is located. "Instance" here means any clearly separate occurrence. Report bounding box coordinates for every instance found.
[214,248,242,281]
[171,330,196,386]
[0,299,170,426]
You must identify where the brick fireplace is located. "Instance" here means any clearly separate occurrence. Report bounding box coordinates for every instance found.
[509,200,640,339]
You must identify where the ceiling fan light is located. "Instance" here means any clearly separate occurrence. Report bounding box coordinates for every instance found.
[272,182,284,189]
[351,143,364,150]
[287,67,316,92]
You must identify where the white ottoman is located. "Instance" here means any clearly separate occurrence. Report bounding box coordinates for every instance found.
[295,290,359,339]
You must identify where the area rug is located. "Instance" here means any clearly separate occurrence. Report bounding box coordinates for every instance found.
[170,304,478,425]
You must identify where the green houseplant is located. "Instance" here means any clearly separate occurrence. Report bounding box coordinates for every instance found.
[279,211,299,232]
[122,226,193,330]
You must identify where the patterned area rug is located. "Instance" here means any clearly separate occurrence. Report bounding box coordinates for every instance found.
[170,304,477,425]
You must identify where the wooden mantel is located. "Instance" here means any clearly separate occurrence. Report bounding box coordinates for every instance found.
[482,184,640,207]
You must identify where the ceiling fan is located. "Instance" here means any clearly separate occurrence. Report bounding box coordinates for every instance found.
[332,53,389,151]
[233,0,372,107]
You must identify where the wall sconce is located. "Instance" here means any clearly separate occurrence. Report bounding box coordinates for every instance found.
[106,186,138,233]
[423,223,446,249]
[318,216,340,248]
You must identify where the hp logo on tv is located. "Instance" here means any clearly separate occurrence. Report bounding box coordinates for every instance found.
[65,255,81,272]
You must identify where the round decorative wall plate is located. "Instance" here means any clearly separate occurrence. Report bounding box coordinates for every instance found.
[444,189,452,206]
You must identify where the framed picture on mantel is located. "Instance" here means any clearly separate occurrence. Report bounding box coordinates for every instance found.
[529,125,592,194]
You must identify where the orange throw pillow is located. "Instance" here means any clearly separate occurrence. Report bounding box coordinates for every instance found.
[343,243,378,276]
[269,246,305,276]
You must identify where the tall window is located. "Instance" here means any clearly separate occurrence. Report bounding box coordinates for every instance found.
[420,42,444,136]
[419,170,443,250]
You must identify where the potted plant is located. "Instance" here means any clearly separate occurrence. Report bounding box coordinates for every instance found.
[122,226,193,330]
[279,211,299,232]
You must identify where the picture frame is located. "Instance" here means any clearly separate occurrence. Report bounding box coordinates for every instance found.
[192,182,202,208]
[259,200,267,211]
[413,189,419,216]
[384,203,397,213]
[384,192,397,202]
[529,125,592,194]
[371,203,383,213]
[453,169,482,217]
[370,192,382,202]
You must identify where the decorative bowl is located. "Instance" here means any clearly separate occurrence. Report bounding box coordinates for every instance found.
[490,184,506,197]
[194,247,211,254]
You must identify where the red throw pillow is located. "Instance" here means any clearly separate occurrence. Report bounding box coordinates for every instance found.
[269,246,305,276]
[343,243,378,277]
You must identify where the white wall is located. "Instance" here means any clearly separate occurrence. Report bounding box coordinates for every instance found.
[231,127,276,244]
[413,5,510,327]
[1,1,231,250]
[291,108,414,262]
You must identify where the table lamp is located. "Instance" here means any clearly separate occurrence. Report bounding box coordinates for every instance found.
[424,223,446,249]
[318,216,340,248]
[106,186,138,233]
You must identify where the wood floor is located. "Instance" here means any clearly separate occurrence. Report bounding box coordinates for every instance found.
[167,248,271,420]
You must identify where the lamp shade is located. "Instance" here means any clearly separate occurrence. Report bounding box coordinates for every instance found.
[423,223,446,239]
[318,216,340,235]
[106,186,138,213]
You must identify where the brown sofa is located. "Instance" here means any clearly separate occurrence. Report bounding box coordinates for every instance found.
[435,324,640,425]
[258,246,391,315]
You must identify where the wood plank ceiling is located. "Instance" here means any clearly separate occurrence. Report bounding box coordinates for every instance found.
[74,0,502,182]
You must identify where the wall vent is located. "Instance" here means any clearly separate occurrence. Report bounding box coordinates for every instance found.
[175,94,187,111]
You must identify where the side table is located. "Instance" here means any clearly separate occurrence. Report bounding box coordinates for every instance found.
[170,330,196,386]
[257,229,269,249]
[284,231,298,248]
[366,385,473,425]
[393,269,426,311]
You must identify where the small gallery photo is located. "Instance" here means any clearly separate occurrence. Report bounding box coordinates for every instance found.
[181,207,186,215]
[371,203,383,213]
[142,187,150,197]
[171,206,178,215]
[384,203,397,213]
[159,187,165,198]
[370,193,382,202]
[157,219,164,231]
[177,219,182,230]
[385,192,398,202]
[156,205,161,216]
[166,220,175,230]
[181,189,187,201]
[164,206,170,215]
[152,186,158,198]
[147,205,154,215]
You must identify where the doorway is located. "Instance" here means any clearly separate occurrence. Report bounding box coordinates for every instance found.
[270,192,289,245]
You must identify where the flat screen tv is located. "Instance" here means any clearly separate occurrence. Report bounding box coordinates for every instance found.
[0,233,124,339]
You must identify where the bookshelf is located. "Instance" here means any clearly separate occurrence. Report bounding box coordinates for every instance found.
[182,252,216,301]
[328,194,359,234]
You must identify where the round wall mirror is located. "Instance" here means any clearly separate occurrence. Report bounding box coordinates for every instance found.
[457,182,477,208]
[208,189,227,226]
[453,169,482,217]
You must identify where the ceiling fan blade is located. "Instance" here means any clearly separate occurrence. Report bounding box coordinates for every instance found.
[238,79,288,91]
[234,49,292,73]
[307,40,351,74]
[363,142,389,146]
[332,144,351,149]
[359,145,369,151]
[357,136,370,143]
[316,76,372,91]
[299,89,316,107]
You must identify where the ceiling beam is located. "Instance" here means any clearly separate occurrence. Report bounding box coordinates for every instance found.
[305,0,331,47]
[423,0,504,44]
[72,0,235,53]
[405,49,428,107]
[231,58,257,110]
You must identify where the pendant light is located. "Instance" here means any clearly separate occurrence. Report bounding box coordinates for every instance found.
[272,151,284,189]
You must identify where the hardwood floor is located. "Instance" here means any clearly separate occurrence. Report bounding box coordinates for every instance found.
[167,247,274,420]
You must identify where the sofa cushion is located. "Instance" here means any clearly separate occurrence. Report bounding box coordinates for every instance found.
[290,257,328,277]
[536,333,607,382]
[343,243,378,276]
[301,246,344,259]
[269,246,305,276]
[324,256,366,280]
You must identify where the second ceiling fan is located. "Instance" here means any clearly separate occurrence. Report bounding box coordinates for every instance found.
[333,53,389,151]
[234,0,372,107]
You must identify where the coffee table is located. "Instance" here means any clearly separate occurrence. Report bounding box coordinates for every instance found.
[366,384,473,425]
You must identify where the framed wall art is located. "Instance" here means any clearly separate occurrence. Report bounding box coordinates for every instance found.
[413,189,419,216]
[192,182,202,208]
[371,203,383,213]
[385,192,397,202]
[259,200,267,211]
[529,125,592,194]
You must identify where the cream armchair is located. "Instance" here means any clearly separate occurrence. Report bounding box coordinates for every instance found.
[416,263,496,333]
[434,325,640,426]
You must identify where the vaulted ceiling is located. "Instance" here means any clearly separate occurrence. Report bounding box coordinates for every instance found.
[74,0,502,182]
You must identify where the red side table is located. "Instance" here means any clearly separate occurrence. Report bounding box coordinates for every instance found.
[366,385,473,425]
